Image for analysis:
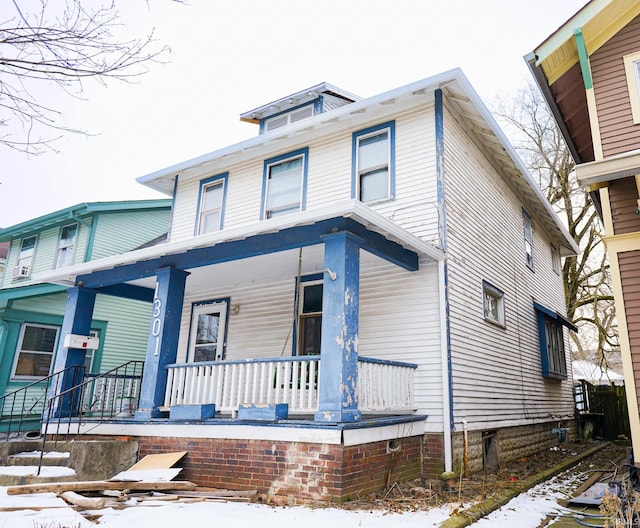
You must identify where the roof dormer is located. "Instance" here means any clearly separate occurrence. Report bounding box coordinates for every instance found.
[240,82,359,134]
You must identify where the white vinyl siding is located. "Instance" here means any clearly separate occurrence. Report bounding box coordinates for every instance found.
[442,107,572,430]
[169,105,438,245]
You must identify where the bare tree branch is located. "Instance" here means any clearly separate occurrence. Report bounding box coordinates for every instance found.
[0,0,175,154]
[493,84,619,367]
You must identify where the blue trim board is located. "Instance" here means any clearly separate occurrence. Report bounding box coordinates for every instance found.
[435,89,454,434]
[351,121,396,201]
[0,283,65,302]
[168,175,179,241]
[194,173,228,236]
[76,217,420,289]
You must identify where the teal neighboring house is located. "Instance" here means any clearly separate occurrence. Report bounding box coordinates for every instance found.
[0,200,171,429]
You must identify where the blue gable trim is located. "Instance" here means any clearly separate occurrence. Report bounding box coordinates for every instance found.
[76,217,419,289]
[0,283,65,302]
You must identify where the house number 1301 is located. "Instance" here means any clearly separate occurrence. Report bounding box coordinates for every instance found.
[152,284,162,355]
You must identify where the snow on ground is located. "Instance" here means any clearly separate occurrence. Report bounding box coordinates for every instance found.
[0,467,588,528]
[0,465,76,477]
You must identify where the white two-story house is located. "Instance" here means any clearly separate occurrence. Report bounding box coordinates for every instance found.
[36,70,579,501]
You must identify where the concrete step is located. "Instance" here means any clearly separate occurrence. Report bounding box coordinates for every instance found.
[7,450,71,466]
[0,465,77,486]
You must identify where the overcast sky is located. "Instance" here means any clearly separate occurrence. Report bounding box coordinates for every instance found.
[0,0,587,228]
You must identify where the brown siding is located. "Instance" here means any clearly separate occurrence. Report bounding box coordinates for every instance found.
[619,249,640,414]
[609,176,640,235]
[592,14,640,157]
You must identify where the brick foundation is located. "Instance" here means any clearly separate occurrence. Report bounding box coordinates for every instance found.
[137,435,423,502]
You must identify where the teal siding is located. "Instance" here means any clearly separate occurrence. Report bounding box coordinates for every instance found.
[93,295,151,370]
[89,210,170,260]
[1,220,93,288]
[2,293,150,382]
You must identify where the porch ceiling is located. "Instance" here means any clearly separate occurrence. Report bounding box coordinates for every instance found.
[34,201,444,293]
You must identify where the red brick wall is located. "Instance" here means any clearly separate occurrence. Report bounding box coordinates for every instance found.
[136,435,423,502]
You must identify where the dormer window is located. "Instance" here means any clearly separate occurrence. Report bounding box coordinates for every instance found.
[264,104,315,132]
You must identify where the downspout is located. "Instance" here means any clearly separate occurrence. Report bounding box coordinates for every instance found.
[574,28,604,161]
[435,88,453,472]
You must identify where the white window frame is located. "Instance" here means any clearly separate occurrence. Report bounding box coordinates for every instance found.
[523,209,534,270]
[264,104,315,132]
[11,323,60,379]
[624,51,640,125]
[550,243,560,275]
[188,300,229,362]
[482,281,506,328]
[262,149,307,220]
[55,223,78,269]
[17,235,36,269]
[197,175,227,235]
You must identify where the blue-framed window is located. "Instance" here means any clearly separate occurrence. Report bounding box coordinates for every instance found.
[297,274,323,356]
[352,121,395,203]
[13,235,37,280]
[523,209,534,270]
[195,173,228,235]
[261,148,308,220]
[482,280,506,328]
[534,302,576,380]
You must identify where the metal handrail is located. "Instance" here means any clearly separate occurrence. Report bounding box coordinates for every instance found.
[38,360,144,475]
[0,365,85,440]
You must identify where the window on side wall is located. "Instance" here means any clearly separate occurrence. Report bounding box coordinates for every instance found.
[12,323,59,379]
[550,244,560,275]
[533,302,576,380]
[623,51,640,124]
[55,223,78,268]
[522,209,534,270]
[196,174,227,235]
[262,148,308,219]
[352,121,395,203]
[482,280,505,328]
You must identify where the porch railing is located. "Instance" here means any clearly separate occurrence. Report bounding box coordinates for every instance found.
[164,355,417,415]
[165,356,320,413]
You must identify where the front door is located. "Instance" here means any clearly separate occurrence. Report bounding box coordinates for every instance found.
[189,300,228,362]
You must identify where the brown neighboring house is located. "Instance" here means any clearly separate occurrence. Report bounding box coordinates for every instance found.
[527,0,640,461]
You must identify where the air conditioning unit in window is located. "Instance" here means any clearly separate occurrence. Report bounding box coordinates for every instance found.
[12,265,30,279]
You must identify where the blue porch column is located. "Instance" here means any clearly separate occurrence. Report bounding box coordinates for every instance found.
[135,267,188,420]
[315,231,362,423]
[50,286,97,416]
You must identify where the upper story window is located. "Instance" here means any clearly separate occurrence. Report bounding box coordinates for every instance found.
[13,235,36,280]
[196,173,228,235]
[352,121,395,203]
[533,302,576,380]
[522,209,534,270]
[262,148,308,220]
[550,244,560,275]
[263,104,315,132]
[482,280,506,328]
[55,223,78,268]
[623,51,640,124]
[298,277,323,356]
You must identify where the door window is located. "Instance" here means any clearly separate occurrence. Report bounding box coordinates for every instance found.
[189,301,228,362]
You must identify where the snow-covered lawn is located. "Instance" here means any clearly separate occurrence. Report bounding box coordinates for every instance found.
[0,465,593,527]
